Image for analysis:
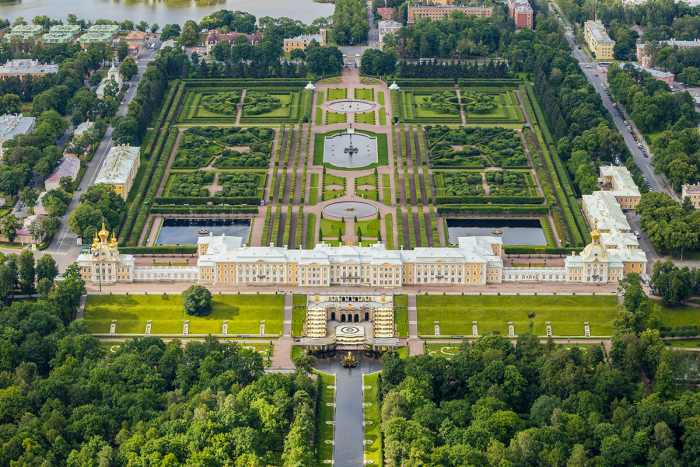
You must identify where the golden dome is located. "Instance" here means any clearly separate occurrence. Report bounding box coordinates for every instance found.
[590,218,601,244]
[98,221,109,241]
[108,231,117,250]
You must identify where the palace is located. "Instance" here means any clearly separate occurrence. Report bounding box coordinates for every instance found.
[78,222,647,286]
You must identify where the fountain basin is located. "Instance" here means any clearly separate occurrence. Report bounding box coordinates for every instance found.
[324,132,378,168]
[328,100,374,112]
[323,201,378,219]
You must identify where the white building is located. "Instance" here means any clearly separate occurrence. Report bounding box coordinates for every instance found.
[378,20,402,47]
[0,114,36,159]
[598,165,641,210]
[96,64,122,99]
[73,120,95,138]
[583,190,631,233]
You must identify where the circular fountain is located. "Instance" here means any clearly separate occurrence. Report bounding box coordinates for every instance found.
[323,127,378,168]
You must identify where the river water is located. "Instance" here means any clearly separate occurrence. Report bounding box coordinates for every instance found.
[313,352,382,467]
[0,0,334,26]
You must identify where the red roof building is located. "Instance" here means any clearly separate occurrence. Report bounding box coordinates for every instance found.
[205,30,262,54]
[377,8,393,20]
[507,0,533,30]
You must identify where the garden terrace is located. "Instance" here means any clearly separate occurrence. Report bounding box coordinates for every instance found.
[171,132,220,168]
[486,170,538,196]
[313,129,389,170]
[216,172,265,198]
[355,173,378,200]
[426,125,529,168]
[240,91,300,122]
[84,293,285,336]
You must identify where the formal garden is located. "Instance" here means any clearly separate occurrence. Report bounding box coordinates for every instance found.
[426,125,529,168]
[313,130,389,170]
[355,172,378,200]
[173,126,274,169]
[400,89,462,123]
[163,171,215,197]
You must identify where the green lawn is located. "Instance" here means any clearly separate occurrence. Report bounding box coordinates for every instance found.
[649,298,700,329]
[363,372,382,465]
[385,213,394,249]
[395,306,408,337]
[315,107,323,125]
[377,92,385,105]
[292,307,306,337]
[306,213,317,249]
[664,339,700,349]
[327,88,347,101]
[326,111,347,125]
[417,295,619,337]
[354,88,374,101]
[316,371,336,463]
[321,218,345,235]
[378,108,387,126]
[84,294,284,335]
[356,219,380,237]
[293,294,307,306]
[355,111,376,124]
[395,295,408,307]
[426,345,461,358]
[316,93,324,105]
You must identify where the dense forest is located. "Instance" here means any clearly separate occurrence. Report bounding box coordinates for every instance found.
[0,264,322,466]
[376,278,700,466]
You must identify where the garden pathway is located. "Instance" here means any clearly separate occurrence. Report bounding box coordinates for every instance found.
[481,173,490,196]
[456,89,466,124]
[234,89,246,126]
[407,293,422,355]
[204,173,223,196]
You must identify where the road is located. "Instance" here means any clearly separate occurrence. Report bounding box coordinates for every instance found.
[549,0,676,199]
[43,36,162,270]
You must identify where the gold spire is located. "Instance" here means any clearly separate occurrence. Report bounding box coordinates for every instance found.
[108,231,117,250]
[98,221,109,241]
[591,218,601,243]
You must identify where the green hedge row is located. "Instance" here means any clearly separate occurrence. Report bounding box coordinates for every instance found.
[391,90,403,122]
[150,206,258,214]
[184,79,309,88]
[396,79,456,87]
[504,246,583,255]
[128,129,179,246]
[457,79,521,87]
[435,195,545,205]
[151,80,180,134]
[437,204,549,214]
[120,246,197,255]
[155,196,261,205]
[302,89,313,123]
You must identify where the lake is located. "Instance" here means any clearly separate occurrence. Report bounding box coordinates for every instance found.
[446,218,548,246]
[156,218,251,246]
[0,0,333,26]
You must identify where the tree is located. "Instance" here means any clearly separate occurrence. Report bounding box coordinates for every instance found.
[68,203,103,241]
[36,277,53,297]
[20,188,39,213]
[650,259,693,306]
[42,189,71,218]
[117,40,129,63]
[182,285,212,317]
[0,94,21,115]
[59,176,74,193]
[120,57,138,81]
[29,216,59,241]
[151,23,160,33]
[1,214,22,244]
[136,21,149,32]
[17,249,34,295]
[36,255,58,283]
[179,20,200,47]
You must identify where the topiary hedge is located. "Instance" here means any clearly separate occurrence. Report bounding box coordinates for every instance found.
[150,205,258,214]
[437,204,549,214]
[155,196,261,205]
[435,195,545,205]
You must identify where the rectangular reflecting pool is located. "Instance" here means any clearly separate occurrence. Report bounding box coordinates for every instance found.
[156,218,251,246]
[446,218,547,246]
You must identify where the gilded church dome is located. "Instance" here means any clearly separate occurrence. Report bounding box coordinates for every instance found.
[98,221,109,241]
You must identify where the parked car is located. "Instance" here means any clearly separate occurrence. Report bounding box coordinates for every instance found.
[635,231,640,239]
[595,73,598,77]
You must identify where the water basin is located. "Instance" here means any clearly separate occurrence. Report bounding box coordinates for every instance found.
[327,101,375,112]
[446,218,547,246]
[324,132,378,168]
[156,218,251,246]
[323,201,378,219]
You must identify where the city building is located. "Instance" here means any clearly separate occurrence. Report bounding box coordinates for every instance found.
[598,166,641,210]
[584,20,615,60]
[79,32,115,49]
[96,64,123,99]
[0,59,58,79]
[161,39,182,50]
[87,24,120,41]
[378,20,402,46]
[77,223,137,284]
[9,24,43,39]
[682,183,700,207]
[205,30,262,53]
[73,120,95,138]
[583,190,631,234]
[283,29,327,53]
[619,62,675,86]
[507,0,533,29]
[0,114,36,159]
[49,24,82,39]
[377,7,394,20]
[125,30,148,47]
[45,157,81,190]
[94,144,140,199]
[0,215,48,245]
[407,5,493,24]
[40,33,74,44]
[33,191,47,216]
[428,0,455,4]
[637,38,700,63]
